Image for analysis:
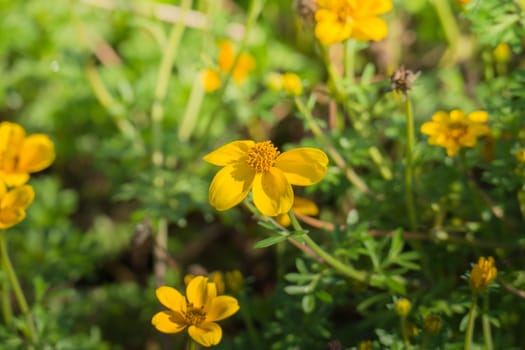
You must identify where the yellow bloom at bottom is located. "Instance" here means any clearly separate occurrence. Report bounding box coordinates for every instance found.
[421,110,490,157]
[0,182,35,229]
[203,140,328,216]
[470,256,497,291]
[152,276,239,347]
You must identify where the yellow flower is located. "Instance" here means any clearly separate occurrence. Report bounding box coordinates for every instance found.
[357,340,373,350]
[203,140,328,216]
[493,43,511,64]
[200,68,222,93]
[224,270,244,294]
[281,72,303,96]
[152,276,239,347]
[0,181,35,229]
[394,298,412,317]
[423,314,442,336]
[470,256,497,291]
[275,196,319,227]
[314,0,393,45]
[0,122,55,186]
[421,110,490,157]
[516,149,525,163]
[217,40,255,84]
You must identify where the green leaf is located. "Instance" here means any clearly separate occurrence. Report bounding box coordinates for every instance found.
[302,294,316,314]
[253,235,288,249]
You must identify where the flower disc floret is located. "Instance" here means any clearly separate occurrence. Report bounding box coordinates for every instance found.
[152,276,239,347]
[203,140,329,216]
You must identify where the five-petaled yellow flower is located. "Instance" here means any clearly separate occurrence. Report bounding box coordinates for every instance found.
[200,41,255,93]
[470,256,497,292]
[421,110,490,157]
[0,122,55,186]
[314,0,393,45]
[0,181,35,229]
[152,276,239,347]
[203,140,328,216]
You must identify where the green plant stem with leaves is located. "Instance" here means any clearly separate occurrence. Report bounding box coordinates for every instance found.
[482,294,494,350]
[464,293,478,350]
[151,0,192,286]
[404,95,417,232]
[400,315,410,347]
[0,231,38,343]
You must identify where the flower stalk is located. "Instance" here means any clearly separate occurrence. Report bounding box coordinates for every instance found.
[464,293,477,350]
[404,96,417,232]
[482,294,494,350]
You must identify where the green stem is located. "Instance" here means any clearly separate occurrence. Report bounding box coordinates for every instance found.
[482,294,494,350]
[344,39,356,84]
[431,0,461,52]
[404,96,417,232]
[187,338,197,350]
[0,232,37,342]
[1,269,12,325]
[289,213,368,283]
[294,96,373,196]
[464,293,478,350]
[400,316,410,347]
[151,0,192,287]
[239,294,262,350]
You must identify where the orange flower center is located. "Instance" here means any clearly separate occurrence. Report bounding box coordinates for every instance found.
[447,122,468,139]
[246,141,280,173]
[184,304,206,325]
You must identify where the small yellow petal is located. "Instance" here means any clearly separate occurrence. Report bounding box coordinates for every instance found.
[187,276,211,309]
[351,17,388,41]
[275,213,291,227]
[206,295,240,322]
[151,311,187,334]
[0,209,25,229]
[274,148,328,186]
[200,69,222,93]
[203,141,255,166]
[252,169,294,216]
[468,111,489,123]
[188,323,222,347]
[431,111,450,123]
[0,185,34,210]
[0,172,30,187]
[155,286,186,313]
[18,134,55,173]
[208,164,255,211]
[293,197,319,216]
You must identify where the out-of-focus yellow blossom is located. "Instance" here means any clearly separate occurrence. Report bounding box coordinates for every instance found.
[424,314,443,336]
[493,43,511,63]
[0,181,35,229]
[516,149,525,163]
[152,276,239,347]
[203,140,328,216]
[275,196,319,227]
[357,340,373,350]
[314,0,393,45]
[265,72,284,91]
[394,298,412,317]
[209,271,225,295]
[457,0,470,4]
[281,73,303,96]
[470,256,497,292]
[405,322,420,338]
[225,270,244,294]
[217,41,255,84]
[421,110,490,157]
[200,68,222,93]
[0,122,55,186]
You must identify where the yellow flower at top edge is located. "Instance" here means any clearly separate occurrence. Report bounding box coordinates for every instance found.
[276,196,319,227]
[0,122,55,186]
[152,276,239,347]
[470,256,497,292]
[314,0,393,45]
[420,110,490,157]
[203,140,328,216]
[0,181,35,229]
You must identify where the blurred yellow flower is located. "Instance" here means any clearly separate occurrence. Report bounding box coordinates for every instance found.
[0,182,35,229]
[314,0,393,45]
[421,110,490,157]
[224,270,244,294]
[0,122,55,186]
[394,298,412,317]
[275,196,319,227]
[423,314,442,336]
[357,340,373,350]
[203,140,328,216]
[470,256,497,291]
[516,149,525,163]
[152,276,239,347]
[493,43,511,63]
[200,68,222,93]
[265,72,303,96]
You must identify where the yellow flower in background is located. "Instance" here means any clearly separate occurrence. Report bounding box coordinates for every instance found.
[152,276,239,347]
[394,298,412,317]
[281,73,303,96]
[224,270,244,294]
[423,314,442,336]
[516,149,525,163]
[203,140,328,216]
[470,256,497,292]
[0,122,55,186]
[275,196,319,227]
[421,110,490,157]
[493,43,511,63]
[200,68,222,93]
[314,0,393,45]
[357,340,373,350]
[0,182,35,229]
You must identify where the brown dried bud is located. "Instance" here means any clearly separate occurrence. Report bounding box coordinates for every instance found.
[391,66,419,94]
[294,0,317,23]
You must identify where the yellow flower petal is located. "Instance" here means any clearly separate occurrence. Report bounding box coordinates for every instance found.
[275,213,291,227]
[155,286,186,313]
[203,140,255,166]
[0,181,6,198]
[274,148,328,186]
[468,111,489,123]
[0,122,25,172]
[151,311,187,334]
[18,134,55,173]
[449,110,466,122]
[293,197,319,216]
[206,295,240,322]
[315,20,352,45]
[421,122,440,136]
[0,185,34,209]
[201,69,222,93]
[431,111,449,123]
[187,276,216,309]
[0,172,30,187]
[252,169,294,216]
[188,323,222,347]
[208,164,255,211]
[351,17,388,41]
[0,209,25,229]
